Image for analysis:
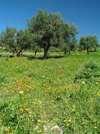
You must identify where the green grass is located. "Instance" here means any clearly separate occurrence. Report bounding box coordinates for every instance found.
[0,51,100,133]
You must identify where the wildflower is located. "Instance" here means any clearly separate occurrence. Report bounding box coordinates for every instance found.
[97,93,100,96]
[72,109,75,112]
[38,120,41,123]
[42,120,46,123]
[82,81,85,85]
[50,95,52,98]
[64,120,66,122]
[39,130,41,132]
[43,75,45,77]
[0,119,1,122]
[56,96,58,98]
[22,97,24,100]
[6,128,10,132]
[94,126,97,129]
[68,119,71,122]
[19,108,23,112]
[25,108,28,111]
[96,82,99,84]
[53,123,56,125]
[19,91,24,94]
[21,86,24,88]
[29,111,31,114]
[66,124,69,126]
[34,126,38,130]
[38,101,42,104]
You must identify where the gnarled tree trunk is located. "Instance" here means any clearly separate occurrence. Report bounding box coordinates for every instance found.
[43,44,50,59]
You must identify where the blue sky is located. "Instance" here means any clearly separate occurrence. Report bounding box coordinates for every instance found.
[0,0,100,43]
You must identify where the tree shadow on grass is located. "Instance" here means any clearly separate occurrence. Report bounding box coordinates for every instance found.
[24,54,64,60]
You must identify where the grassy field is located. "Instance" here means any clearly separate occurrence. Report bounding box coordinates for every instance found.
[0,49,100,133]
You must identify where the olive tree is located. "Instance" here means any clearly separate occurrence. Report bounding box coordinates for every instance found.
[0,31,5,48]
[27,9,78,59]
[79,35,99,55]
[3,26,31,57]
[27,9,64,59]
[16,29,32,57]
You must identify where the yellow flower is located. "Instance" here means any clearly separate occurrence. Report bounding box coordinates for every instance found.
[42,120,46,123]
[72,109,75,112]
[66,124,69,126]
[64,120,66,122]
[34,126,38,130]
[38,120,41,123]
[29,112,31,114]
[82,81,85,85]
[38,101,42,104]
[96,82,99,84]
[43,75,45,77]
[94,126,97,129]
[19,91,24,94]
[68,119,71,122]
[97,93,100,96]
[53,123,56,125]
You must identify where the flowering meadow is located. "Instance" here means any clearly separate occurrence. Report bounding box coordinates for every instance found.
[0,53,100,133]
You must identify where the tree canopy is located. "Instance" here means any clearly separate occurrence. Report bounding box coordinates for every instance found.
[79,35,99,55]
[27,9,79,59]
[1,26,31,57]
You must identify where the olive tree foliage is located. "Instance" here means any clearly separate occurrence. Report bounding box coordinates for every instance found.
[4,26,17,54]
[92,35,100,51]
[0,31,5,48]
[79,35,99,55]
[2,26,31,57]
[27,9,78,59]
[61,23,78,55]
[16,29,32,57]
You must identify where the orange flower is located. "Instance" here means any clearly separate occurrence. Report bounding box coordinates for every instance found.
[76,89,80,91]
[25,108,28,111]
[22,97,24,100]
[0,119,1,122]
[56,96,58,98]
[56,88,58,91]
[6,128,10,132]
[71,89,74,91]
[50,95,52,98]
[20,108,23,112]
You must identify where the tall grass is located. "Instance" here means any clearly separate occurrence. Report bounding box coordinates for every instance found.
[0,53,100,133]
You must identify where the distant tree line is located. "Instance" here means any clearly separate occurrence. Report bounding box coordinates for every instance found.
[0,9,99,58]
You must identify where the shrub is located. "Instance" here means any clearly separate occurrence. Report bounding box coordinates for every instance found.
[74,59,100,83]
